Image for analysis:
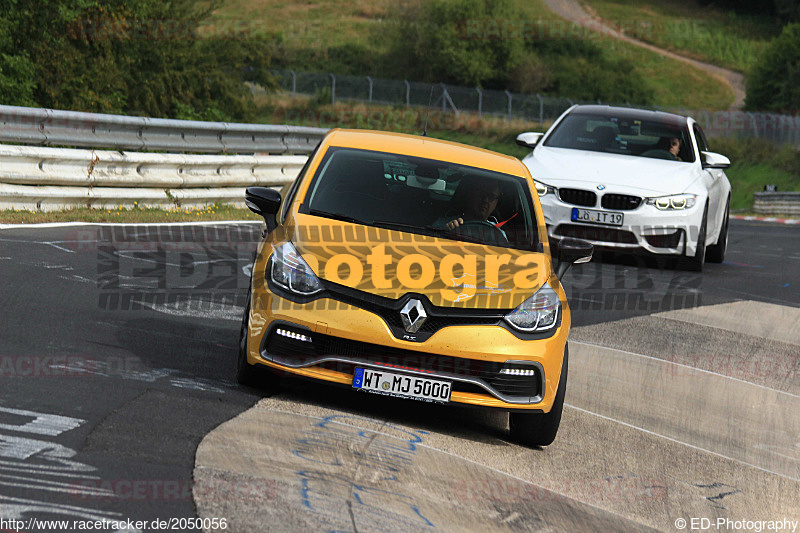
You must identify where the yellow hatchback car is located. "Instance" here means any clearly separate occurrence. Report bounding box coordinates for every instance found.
[238,129,591,446]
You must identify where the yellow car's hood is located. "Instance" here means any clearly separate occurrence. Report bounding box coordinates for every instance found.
[285,214,549,309]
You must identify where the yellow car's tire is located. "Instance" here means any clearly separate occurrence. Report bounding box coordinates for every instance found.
[237,288,281,392]
[509,345,567,447]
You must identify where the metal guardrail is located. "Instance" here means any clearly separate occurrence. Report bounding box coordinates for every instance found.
[0,105,328,211]
[0,145,310,211]
[754,192,800,215]
[0,105,328,154]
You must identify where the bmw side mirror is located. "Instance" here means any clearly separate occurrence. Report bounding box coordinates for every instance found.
[701,151,730,169]
[516,132,544,149]
[555,237,593,278]
[245,186,282,233]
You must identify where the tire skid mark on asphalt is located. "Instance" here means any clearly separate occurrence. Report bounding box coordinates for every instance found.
[48,359,230,394]
[138,299,242,322]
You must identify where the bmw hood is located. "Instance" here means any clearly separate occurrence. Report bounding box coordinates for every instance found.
[524,146,700,196]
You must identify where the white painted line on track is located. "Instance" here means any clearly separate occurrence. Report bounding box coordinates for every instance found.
[0,220,261,230]
[566,404,799,483]
[0,237,77,253]
[569,340,800,482]
[571,340,800,399]
[732,215,800,225]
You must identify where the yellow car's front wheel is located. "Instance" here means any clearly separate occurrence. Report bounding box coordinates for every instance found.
[237,288,281,392]
[509,345,568,447]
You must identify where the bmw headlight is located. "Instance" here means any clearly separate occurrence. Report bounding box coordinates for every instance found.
[269,242,323,295]
[645,194,697,210]
[504,282,560,332]
[534,180,556,197]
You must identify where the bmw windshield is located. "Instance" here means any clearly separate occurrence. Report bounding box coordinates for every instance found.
[544,112,694,163]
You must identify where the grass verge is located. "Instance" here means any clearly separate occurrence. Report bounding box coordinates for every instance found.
[214,0,734,110]
[579,0,779,73]
[0,204,261,224]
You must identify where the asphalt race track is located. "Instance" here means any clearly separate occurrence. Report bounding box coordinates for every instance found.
[0,219,798,532]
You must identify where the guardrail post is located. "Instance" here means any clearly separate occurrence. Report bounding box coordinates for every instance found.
[476,88,483,119]
[536,94,543,126]
[329,73,336,105]
[404,80,410,107]
[291,70,296,100]
[366,76,373,103]
[505,90,512,121]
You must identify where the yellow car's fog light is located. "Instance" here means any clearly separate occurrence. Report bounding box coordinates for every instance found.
[504,282,560,332]
[499,367,538,376]
[276,328,313,343]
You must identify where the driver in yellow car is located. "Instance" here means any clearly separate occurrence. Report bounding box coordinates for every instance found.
[445,181,503,230]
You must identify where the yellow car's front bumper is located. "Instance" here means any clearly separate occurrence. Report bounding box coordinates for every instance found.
[245,283,569,413]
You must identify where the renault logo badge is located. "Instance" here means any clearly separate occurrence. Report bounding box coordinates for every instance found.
[597,184,606,190]
[400,299,427,333]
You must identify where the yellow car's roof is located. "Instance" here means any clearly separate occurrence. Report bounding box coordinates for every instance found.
[323,129,529,177]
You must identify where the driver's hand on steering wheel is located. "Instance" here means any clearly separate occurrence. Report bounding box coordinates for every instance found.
[445,217,464,230]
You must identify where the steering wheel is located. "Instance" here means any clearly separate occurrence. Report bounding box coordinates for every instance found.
[453,220,510,245]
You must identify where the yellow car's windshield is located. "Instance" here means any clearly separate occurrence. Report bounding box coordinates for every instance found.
[302,147,540,252]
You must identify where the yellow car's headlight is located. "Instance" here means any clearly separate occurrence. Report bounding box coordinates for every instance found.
[269,242,323,295]
[504,282,560,332]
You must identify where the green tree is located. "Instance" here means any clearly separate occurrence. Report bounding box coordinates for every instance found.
[385,0,524,87]
[529,38,653,104]
[745,22,800,111]
[0,0,274,120]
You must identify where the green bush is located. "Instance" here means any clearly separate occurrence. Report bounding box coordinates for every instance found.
[0,0,275,120]
[384,0,523,87]
[382,0,652,104]
[527,34,653,103]
[745,22,800,112]
[709,136,800,209]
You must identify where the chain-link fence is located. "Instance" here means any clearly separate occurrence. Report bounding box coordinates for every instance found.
[264,70,800,144]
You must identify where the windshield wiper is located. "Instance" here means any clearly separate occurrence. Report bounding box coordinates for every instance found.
[308,209,369,226]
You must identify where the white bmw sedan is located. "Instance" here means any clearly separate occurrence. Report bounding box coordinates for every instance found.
[518,105,731,271]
